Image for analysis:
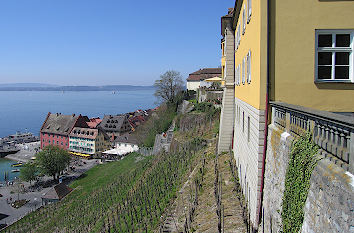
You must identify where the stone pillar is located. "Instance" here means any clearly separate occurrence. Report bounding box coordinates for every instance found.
[218,25,235,154]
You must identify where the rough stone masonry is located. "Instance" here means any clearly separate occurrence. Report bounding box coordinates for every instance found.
[261,124,354,233]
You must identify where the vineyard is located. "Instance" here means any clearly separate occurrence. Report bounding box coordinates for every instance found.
[3,105,248,233]
[3,110,213,233]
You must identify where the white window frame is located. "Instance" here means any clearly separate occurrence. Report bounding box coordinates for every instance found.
[239,64,241,85]
[247,0,252,23]
[242,56,246,84]
[235,63,238,85]
[239,64,242,85]
[315,29,354,83]
[235,28,238,50]
[242,5,246,35]
[247,50,252,84]
[238,24,241,47]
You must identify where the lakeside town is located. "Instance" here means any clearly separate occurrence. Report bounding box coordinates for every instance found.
[1,0,354,232]
[0,107,157,226]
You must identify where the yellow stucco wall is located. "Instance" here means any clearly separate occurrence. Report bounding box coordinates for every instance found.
[272,0,354,112]
[221,56,226,79]
[234,0,268,110]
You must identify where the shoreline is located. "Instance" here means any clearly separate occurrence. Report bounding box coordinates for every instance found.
[2,142,40,163]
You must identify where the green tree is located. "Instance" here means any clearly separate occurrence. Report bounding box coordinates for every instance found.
[19,162,38,185]
[154,70,184,103]
[36,145,71,180]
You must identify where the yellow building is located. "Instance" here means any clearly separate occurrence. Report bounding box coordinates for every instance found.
[69,127,110,157]
[219,0,354,230]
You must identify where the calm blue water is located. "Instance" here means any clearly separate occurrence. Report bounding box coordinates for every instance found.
[0,158,21,182]
[0,90,157,138]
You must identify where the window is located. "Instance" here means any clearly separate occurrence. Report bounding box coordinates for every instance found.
[242,112,245,133]
[315,30,353,82]
[247,50,252,83]
[247,0,252,23]
[235,26,240,50]
[242,56,246,84]
[235,64,239,85]
[247,116,250,142]
[242,5,246,35]
[238,24,241,47]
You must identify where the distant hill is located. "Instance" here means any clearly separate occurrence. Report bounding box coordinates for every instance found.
[0,83,59,88]
[0,84,155,91]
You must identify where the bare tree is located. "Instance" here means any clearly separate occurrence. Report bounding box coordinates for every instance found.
[154,70,184,103]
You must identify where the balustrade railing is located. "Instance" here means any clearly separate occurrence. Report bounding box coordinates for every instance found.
[270,101,354,173]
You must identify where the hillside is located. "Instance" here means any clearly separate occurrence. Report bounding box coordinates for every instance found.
[3,103,247,233]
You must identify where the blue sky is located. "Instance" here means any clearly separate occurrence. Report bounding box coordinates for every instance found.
[0,0,233,86]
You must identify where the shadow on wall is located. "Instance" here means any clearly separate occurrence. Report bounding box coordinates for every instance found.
[315,83,354,90]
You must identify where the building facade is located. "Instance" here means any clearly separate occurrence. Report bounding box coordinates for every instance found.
[186,68,222,91]
[99,115,132,140]
[40,113,89,150]
[69,127,110,156]
[218,0,354,230]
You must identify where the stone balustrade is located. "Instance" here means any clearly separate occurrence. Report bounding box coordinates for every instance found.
[270,101,354,173]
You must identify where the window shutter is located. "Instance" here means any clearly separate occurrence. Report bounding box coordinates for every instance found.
[238,25,241,46]
[242,57,246,84]
[236,65,239,85]
[239,64,241,85]
[242,5,246,35]
[247,0,252,23]
[235,28,238,50]
[238,65,240,85]
[247,50,252,83]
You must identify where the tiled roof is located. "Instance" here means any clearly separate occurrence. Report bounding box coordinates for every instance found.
[42,183,72,200]
[187,68,222,81]
[87,117,102,129]
[99,115,130,132]
[70,127,99,139]
[41,113,80,135]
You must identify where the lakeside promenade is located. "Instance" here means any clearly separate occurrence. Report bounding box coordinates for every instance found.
[0,158,99,227]
[4,142,40,163]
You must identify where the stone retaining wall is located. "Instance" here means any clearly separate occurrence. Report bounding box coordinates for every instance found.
[261,124,354,233]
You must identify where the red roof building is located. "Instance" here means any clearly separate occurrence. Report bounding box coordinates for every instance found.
[40,113,89,150]
[87,117,102,129]
[186,68,222,91]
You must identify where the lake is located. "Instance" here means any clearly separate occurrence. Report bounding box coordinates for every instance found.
[0,90,157,138]
[0,158,21,182]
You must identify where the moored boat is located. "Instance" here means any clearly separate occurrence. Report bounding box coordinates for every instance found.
[11,162,23,167]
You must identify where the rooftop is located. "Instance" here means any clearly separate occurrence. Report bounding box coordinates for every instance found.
[42,183,72,200]
[99,115,130,132]
[187,68,222,81]
[41,113,83,135]
[70,127,99,139]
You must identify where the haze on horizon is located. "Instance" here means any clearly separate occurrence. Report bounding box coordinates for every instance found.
[0,0,232,86]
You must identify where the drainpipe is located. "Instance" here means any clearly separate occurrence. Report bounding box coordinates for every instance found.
[257,0,271,229]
